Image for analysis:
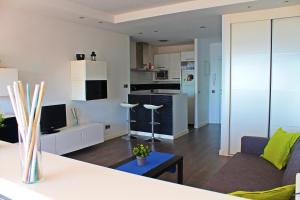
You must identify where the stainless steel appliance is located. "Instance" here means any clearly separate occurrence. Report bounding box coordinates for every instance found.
[155,70,168,80]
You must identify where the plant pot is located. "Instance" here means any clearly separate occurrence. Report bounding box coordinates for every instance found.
[136,156,146,166]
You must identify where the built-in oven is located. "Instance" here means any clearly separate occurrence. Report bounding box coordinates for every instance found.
[155,70,168,80]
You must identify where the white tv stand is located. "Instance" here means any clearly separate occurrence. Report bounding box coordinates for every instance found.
[40,123,104,155]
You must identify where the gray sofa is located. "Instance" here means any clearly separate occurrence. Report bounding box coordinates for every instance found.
[204,136,300,193]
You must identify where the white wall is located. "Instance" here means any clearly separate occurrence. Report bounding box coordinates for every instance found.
[195,37,221,128]
[0,2,130,140]
[220,5,300,156]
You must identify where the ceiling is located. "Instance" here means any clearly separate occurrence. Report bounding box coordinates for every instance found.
[70,0,192,15]
[5,0,300,45]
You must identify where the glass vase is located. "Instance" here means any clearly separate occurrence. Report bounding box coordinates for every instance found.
[18,125,43,184]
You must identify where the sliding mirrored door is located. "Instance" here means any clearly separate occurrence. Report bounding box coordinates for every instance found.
[270,17,300,135]
[229,20,271,154]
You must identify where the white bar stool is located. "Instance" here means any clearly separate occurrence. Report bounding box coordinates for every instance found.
[121,103,139,140]
[143,104,163,143]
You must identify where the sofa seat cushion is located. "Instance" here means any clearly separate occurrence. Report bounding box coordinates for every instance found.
[204,153,284,193]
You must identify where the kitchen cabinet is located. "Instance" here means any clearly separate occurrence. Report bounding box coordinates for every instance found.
[169,53,181,80]
[181,51,194,61]
[154,53,181,81]
[128,95,151,133]
[128,93,188,138]
[154,54,169,69]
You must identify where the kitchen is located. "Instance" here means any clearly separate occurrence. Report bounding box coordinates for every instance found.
[129,39,196,140]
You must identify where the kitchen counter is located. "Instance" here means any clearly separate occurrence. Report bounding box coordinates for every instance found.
[128,93,188,139]
[0,141,243,200]
[130,92,182,96]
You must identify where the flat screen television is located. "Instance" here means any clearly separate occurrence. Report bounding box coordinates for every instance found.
[40,104,66,134]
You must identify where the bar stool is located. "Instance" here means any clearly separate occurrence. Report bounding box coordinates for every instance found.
[120,103,139,140]
[143,104,163,143]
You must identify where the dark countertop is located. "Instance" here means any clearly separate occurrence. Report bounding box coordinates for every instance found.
[129,92,185,96]
[131,83,180,91]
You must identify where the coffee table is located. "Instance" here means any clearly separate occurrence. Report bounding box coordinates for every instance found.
[111,152,183,184]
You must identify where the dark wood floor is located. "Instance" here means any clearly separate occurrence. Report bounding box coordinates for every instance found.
[65,124,230,189]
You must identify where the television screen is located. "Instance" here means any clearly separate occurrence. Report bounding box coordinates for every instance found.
[40,104,66,134]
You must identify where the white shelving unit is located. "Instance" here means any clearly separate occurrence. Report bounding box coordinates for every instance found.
[71,60,107,101]
[41,123,105,155]
[0,68,18,96]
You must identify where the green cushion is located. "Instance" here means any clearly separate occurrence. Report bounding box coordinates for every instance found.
[230,184,295,200]
[261,128,300,170]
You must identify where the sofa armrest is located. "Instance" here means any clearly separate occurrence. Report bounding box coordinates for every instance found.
[241,136,269,156]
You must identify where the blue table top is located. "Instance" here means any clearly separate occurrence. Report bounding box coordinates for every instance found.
[116,152,176,175]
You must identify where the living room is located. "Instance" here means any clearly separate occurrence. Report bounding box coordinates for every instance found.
[0,0,300,199]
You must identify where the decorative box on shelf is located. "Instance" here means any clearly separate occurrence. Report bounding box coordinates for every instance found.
[71,60,107,101]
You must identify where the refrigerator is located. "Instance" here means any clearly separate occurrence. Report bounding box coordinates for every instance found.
[181,61,195,125]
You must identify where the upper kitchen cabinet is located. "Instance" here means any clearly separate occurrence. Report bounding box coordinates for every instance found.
[181,51,195,61]
[154,54,169,69]
[154,53,181,81]
[169,53,181,80]
[0,68,18,96]
[71,60,107,101]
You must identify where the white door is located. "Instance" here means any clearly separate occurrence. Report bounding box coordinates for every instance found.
[270,17,300,135]
[230,20,271,154]
[209,43,222,124]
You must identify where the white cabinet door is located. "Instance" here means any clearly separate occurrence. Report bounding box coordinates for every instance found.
[181,51,194,61]
[86,61,107,80]
[169,53,181,80]
[41,134,56,154]
[56,130,83,155]
[154,54,169,69]
[270,17,300,135]
[230,20,271,154]
[84,125,104,147]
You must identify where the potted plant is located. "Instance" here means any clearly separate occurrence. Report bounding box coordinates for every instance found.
[133,144,151,166]
[0,112,4,128]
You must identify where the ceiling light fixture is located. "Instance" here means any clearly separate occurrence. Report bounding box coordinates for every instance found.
[200,26,207,29]
[138,32,143,35]
[154,30,159,33]
[79,16,85,19]
[98,21,103,24]
[247,6,252,8]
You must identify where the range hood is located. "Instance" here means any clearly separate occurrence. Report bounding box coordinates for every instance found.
[135,42,150,69]
[131,41,159,72]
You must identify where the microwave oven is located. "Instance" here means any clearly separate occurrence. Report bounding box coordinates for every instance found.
[155,70,168,80]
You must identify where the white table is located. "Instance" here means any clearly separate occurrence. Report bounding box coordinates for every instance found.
[297,173,300,200]
[0,141,243,200]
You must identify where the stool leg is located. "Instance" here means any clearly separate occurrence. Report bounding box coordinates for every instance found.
[128,108,136,139]
[146,109,160,143]
[123,107,136,140]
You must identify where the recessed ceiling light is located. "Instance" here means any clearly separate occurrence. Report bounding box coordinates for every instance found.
[200,26,207,29]
[98,21,103,24]
[158,40,168,43]
[79,16,85,19]
[154,30,159,33]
